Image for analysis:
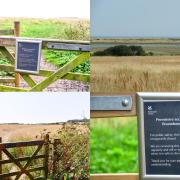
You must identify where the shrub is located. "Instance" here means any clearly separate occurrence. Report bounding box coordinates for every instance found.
[64,21,89,41]
[93,45,147,56]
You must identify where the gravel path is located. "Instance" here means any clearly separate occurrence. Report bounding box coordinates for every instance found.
[20,57,89,92]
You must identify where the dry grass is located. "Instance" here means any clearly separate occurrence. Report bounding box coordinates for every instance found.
[91,56,180,93]
[0,124,63,142]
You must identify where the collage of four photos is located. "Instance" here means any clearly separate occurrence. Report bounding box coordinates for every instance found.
[1,0,180,180]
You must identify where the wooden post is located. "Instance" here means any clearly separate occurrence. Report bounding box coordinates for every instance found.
[0,137,2,174]
[14,21,20,37]
[44,134,49,179]
[53,139,61,179]
[14,21,20,87]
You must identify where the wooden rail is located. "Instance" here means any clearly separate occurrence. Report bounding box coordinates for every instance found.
[0,36,90,51]
[91,173,139,180]
[0,29,14,35]
[0,135,49,179]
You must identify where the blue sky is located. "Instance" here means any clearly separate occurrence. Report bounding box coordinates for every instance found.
[91,0,180,38]
[0,93,89,124]
[0,0,89,19]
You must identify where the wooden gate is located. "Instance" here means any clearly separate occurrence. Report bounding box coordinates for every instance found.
[0,36,90,92]
[0,135,49,180]
[0,21,20,87]
[90,93,138,180]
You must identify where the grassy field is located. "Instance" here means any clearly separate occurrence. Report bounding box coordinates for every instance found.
[90,117,138,173]
[0,17,89,40]
[0,123,89,179]
[0,18,90,75]
[91,56,180,93]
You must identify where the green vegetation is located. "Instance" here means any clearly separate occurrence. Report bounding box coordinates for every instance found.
[44,50,90,73]
[0,55,14,77]
[0,18,90,76]
[0,18,89,40]
[93,45,153,56]
[47,123,89,179]
[90,117,138,173]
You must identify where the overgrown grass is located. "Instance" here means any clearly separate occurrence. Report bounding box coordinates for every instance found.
[90,117,138,173]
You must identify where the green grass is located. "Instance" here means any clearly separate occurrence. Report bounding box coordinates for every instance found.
[0,18,90,75]
[90,117,138,173]
[0,18,89,40]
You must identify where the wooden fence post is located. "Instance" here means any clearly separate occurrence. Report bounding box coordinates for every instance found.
[44,134,49,179]
[14,21,20,37]
[0,137,2,174]
[14,21,20,87]
[53,139,61,179]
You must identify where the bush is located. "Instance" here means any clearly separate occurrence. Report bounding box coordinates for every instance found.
[129,46,146,56]
[93,45,147,56]
[64,21,89,41]
[45,122,90,179]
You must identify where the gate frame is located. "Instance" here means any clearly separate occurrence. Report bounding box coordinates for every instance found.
[0,21,20,87]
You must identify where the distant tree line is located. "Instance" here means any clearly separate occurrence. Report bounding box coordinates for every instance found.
[93,45,154,56]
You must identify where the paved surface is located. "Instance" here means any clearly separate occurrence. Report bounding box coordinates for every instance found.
[19,57,89,92]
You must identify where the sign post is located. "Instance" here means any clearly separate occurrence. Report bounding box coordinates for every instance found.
[137,93,180,180]
[15,39,42,74]
[14,21,20,87]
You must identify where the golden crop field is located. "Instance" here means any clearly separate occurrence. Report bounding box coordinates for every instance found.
[0,124,62,142]
[91,56,180,93]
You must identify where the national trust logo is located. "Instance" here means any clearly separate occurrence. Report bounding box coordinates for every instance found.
[148,106,152,111]
[147,105,157,115]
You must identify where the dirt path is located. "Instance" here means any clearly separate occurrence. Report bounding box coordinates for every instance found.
[20,56,89,92]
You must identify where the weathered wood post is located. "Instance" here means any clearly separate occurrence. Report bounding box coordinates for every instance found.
[0,137,2,174]
[53,139,61,179]
[14,21,20,87]
[44,134,49,179]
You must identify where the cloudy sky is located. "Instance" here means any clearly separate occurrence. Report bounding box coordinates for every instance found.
[0,0,89,19]
[0,93,89,124]
[91,0,180,38]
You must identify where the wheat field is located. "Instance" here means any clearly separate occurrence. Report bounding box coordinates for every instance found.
[91,56,180,93]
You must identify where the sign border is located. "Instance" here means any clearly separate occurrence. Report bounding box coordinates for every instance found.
[15,39,42,74]
[137,92,180,180]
